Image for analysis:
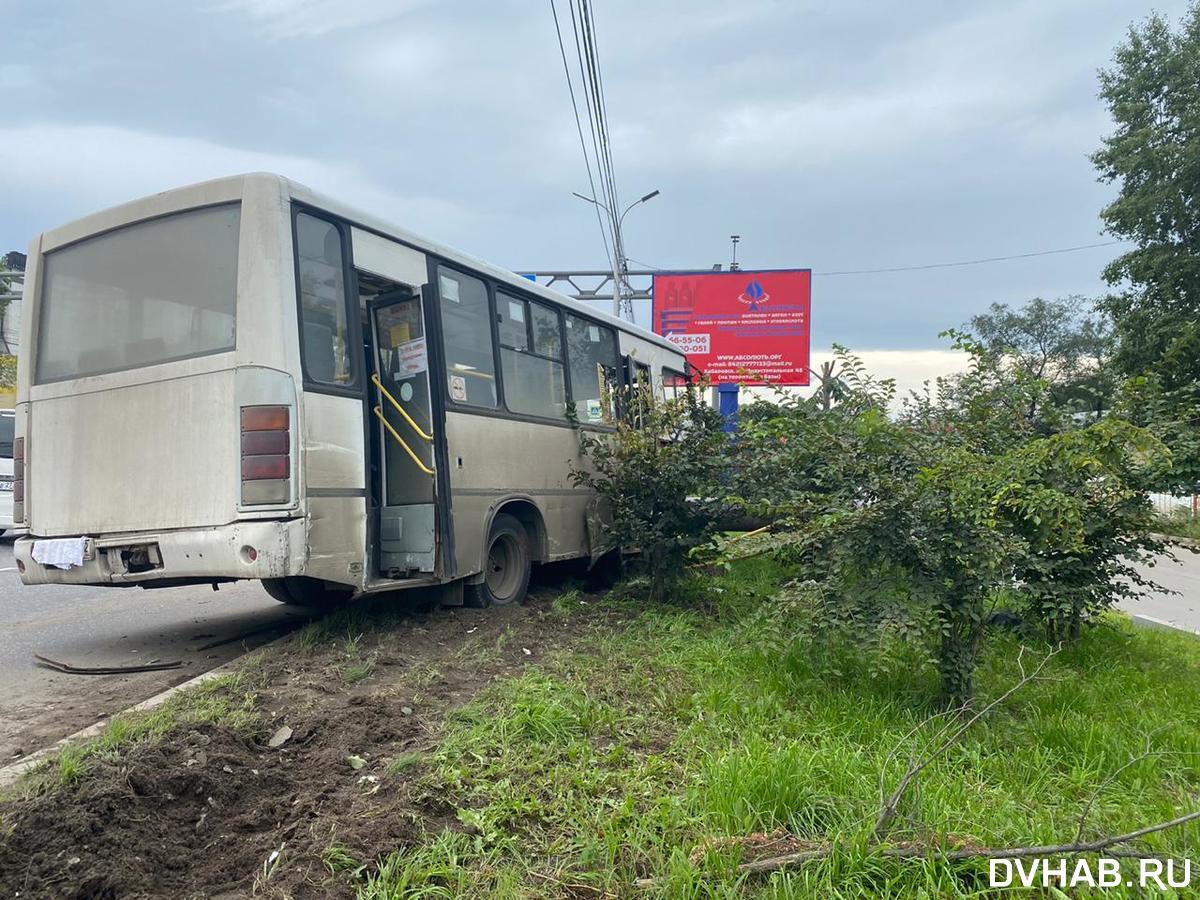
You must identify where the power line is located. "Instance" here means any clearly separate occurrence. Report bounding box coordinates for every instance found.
[815,241,1124,276]
[581,1,622,234]
[549,0,612,273]
[562,0,632,318]
[628,241,1125,277]
[574,3,620,255]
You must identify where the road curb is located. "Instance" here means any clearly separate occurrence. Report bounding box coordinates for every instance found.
[0,631,293,790]
[1129,612,1200,638]
[1150,532,1200,550]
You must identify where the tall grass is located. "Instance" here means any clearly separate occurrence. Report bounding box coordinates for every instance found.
[353,561,1200,897]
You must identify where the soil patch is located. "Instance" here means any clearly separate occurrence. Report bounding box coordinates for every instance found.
[0,582,607,899]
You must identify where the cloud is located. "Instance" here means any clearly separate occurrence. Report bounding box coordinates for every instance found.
[616,0,1120,173]
[0,123,481,239]
[1,0,1186,348]
[215,0,433,39]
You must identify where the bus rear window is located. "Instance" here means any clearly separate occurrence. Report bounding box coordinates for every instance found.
[0,416,13,459]
[36,204,240,383]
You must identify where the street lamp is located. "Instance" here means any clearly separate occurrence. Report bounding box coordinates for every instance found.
[573,189,660,317]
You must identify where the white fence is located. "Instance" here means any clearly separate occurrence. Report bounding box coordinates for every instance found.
[1150,492,1199,518]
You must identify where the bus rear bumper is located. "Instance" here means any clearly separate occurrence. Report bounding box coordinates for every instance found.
[14,518,307,586]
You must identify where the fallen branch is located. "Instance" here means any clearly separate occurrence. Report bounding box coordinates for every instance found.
[1074,726,1174,845]
[872,644,1059,842]
[33,653,183,675]
[738,808,1200,875]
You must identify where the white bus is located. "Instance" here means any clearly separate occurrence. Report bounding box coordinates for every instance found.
[13,174,687,607]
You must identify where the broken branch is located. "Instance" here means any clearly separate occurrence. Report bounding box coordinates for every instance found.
[872,644,1060,842]
[738,807,1200,876]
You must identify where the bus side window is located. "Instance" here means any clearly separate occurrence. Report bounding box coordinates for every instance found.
[497,293,567,419]
[662,367,689,401]
[437,267,498,408]
[296,213,352,386]
[630,360,651,428]
[565,314,618,424]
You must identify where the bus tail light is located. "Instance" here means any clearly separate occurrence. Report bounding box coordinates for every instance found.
[13,437,24,523]
[240,406,290,505]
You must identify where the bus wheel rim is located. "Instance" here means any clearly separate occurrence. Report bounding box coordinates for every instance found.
[485,533,520,599]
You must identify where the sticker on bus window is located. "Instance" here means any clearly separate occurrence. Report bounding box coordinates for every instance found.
[588,325,600,342]
[449,374,468,402]
[586,399,603,420]
[389,322,411,345]
[439,274,460,303]
[396,337,427,376]
[509,300,525,323]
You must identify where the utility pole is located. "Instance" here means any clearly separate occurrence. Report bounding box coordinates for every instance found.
[730,234,741,272]
[573,190,660,320]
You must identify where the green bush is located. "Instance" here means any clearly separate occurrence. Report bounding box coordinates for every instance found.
[728,348,1169,704]
[571,378,727,602]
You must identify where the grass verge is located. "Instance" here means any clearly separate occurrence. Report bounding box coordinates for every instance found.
[1155,510,1200,541]
[337,559,1200,899]
[7,659,266,799]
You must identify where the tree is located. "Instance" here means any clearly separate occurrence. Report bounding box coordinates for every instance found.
[744,347,1170,704]
[571,381,727,603]
[902,331,1048,454]
[968,296,1116,421]
[1093,4,1200,486]
[996,419,1170,642]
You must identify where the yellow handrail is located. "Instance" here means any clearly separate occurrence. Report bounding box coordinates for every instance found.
[373,406,435,476]
[371,372,433,442]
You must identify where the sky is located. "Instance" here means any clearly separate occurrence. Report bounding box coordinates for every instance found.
[0,0,1186,385]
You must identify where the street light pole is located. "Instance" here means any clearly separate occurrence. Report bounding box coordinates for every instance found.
[573,189,660,319]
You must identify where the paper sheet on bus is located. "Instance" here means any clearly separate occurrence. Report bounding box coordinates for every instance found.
[32,537,89,570]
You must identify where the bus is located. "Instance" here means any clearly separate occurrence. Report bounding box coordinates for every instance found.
[13,173,687,607]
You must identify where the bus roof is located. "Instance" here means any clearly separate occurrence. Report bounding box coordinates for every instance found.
[278,174,681,355]
[36,172,682,357]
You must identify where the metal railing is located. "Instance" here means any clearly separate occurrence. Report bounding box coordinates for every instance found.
[371,373,434,477]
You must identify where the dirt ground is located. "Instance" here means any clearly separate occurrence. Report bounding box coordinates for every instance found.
[0,578,606,899]
[0,619,304,767]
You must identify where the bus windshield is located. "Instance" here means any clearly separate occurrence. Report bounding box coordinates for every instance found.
[35,204,241,383]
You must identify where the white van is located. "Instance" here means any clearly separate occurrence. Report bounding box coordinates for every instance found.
[0,410,13,535]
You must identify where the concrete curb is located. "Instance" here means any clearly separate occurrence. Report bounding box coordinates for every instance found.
[0,632,292,790]
[1149,532,1200,550]
[1129,612,1200,638]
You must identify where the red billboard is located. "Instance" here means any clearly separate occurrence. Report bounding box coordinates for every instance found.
[652,269,811,385]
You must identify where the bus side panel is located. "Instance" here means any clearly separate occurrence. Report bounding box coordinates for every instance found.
[300,391,367,589]
[443,411,590,577]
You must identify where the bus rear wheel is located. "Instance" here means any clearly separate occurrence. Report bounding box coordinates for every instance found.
[465,513,531,608]
[262,576,353,610]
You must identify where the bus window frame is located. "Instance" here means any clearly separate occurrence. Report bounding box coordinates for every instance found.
[563,311,620,429]
[35,201,244,386]
[434,262,504,413]
[662,366,690,400]
[429,265,619,433]
[290,203,364,398]
[495,288,570,423]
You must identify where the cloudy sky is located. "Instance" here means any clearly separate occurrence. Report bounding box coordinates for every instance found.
[0,0,1183,365]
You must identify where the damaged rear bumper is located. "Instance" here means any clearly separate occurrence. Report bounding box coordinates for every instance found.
[15,518,307,586]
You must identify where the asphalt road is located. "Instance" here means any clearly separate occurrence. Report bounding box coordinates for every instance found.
[1119,546,1200,633]
[0,537,304,761]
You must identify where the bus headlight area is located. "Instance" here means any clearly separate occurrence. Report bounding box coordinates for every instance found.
[14,517,306,587]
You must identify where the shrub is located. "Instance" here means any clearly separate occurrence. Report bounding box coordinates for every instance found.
[571,379,727,602]
[994,418,1170,641]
